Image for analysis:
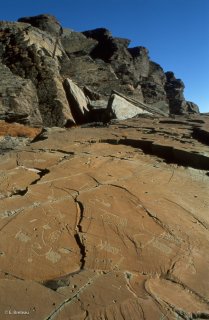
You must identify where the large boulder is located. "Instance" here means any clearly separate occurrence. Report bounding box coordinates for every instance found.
[107,93,150,120]
[63,78,89,124]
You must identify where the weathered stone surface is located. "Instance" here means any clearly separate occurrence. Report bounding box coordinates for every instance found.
[107,93,150,120]
[18,14,62,36]
[0,279,65,319]
[0,63,42,126]
[0,114,208,319]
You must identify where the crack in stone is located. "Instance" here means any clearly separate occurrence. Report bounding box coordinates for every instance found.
[162,300,209,320]
[8,187,28,197]
[30,168,50,185]
[45,273,99,320]
[144,280,170,319]
[164,197,208,231]
[96,138,209,171]
[164,276,209,306]
[108,183,176,237]
[191,312,209,319]
[74,195,86,270]
[124,272,139,300]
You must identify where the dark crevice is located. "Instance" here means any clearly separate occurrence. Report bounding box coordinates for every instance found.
[98,138,209,170]
[192,127,209,146]
[30,168,50,185]
[74,198,86,269]
[31,129,48,143]
[9,187,28,197]
[43,277,70,291]
[192,313,209,319]
[3,271,25,281]
[74,233,85,269]
[52,149,74,155]
[165,276,209,306]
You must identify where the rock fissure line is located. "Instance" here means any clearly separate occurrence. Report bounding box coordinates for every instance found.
[8,187,28,197]
[162,301,190,320]
[163,300,209,320]
[164,276,209,306]
[144,281,170,319]
[74,194,86,270]
[30,168,50,185]
[108,183,176,238]
[0,208,24,232]
[45,273,99,320]
[164,197,208,231]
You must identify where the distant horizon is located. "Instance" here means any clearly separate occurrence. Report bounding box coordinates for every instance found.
[1,0,208,113]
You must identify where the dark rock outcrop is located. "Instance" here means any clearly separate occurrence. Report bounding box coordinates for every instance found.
[0,14,200,127]
[165,71,200,115]
[18,14,62,36]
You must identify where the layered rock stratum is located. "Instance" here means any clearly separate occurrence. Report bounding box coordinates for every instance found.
[0,13,209,320]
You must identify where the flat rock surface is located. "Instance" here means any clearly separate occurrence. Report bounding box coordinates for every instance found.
[0,114,209,319]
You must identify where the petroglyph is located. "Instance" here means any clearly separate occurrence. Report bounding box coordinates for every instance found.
[100,210,127,228]
[151,239,172,254]
[48,230,61,243]
[15,230,31,243]
[45,249,61,264]
[97,239,120,255]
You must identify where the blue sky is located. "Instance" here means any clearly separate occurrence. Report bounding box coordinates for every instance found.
[1,0,208,112]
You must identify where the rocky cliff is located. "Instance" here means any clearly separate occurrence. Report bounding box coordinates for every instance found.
[0,14,199,127]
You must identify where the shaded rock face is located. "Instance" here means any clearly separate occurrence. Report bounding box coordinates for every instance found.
[0,14,200,127]
[0,113,209,319]
[0,63,42,125]
[61,28,97,56]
